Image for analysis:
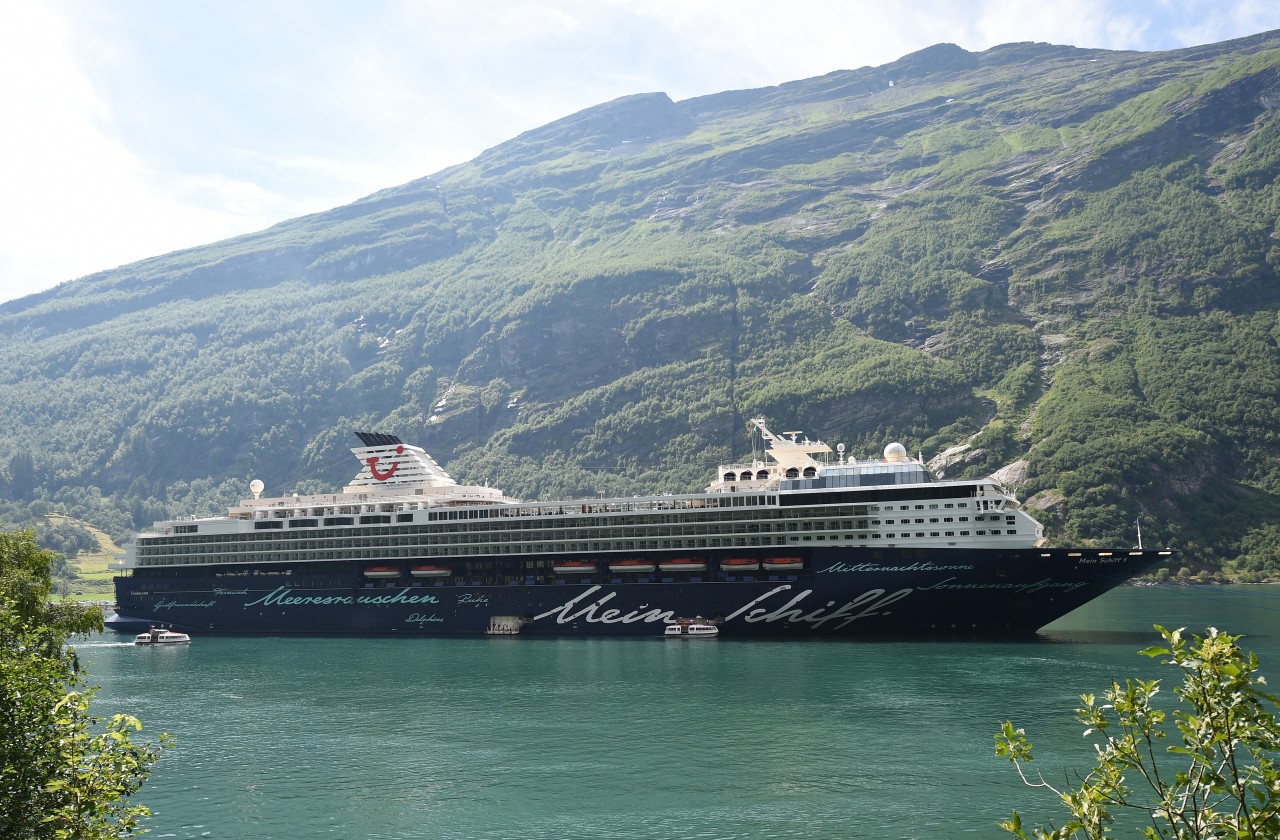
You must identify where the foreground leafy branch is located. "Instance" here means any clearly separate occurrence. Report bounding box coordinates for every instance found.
[1,529,171,838]
[996,625,1280,839]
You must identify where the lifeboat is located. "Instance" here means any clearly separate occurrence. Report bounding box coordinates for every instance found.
[720,558,759,572]
[363,566,401,578]
[410,565,452,577]
[763,557,804,571]
[553,561,597,575]
[658,559,707,573]
[608,559,657,574]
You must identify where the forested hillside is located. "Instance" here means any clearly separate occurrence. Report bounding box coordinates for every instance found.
[2,33,1280,578]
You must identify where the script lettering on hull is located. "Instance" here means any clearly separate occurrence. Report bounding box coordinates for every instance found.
[242,586,440,608]
[534,585,914,631]
[154,599,215,611]
[723,585,913,630]
[534,586,675,625]
[818,561,974,573]
[918,577,1088,594]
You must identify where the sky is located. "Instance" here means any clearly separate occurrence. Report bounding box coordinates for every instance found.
[3,0,1279,306]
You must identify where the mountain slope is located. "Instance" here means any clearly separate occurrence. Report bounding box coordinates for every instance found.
[3,32,1280,577]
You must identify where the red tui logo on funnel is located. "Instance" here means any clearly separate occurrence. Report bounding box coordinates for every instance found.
[366,445,405,481]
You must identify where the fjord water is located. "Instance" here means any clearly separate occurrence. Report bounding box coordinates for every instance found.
[81,585,1280,839]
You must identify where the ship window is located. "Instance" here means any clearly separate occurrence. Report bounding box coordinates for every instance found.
[960,530,969,536]
[756,470,769,480]
[872,533,881,539]
[976,530,986,536]
[915,505,924,510]
[945,531,954,537]
[1007,529,1017,535]
[723,472,735,482]
[930,532,939,537]
[802,467,817,478]
[739,471,752,481]
[254,521,283,530]
[915,532,924,538]
[944,517,953,523]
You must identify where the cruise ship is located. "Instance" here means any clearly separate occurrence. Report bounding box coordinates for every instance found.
[106,420,1168,637]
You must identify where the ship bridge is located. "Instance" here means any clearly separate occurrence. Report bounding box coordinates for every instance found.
[708,419,930,493]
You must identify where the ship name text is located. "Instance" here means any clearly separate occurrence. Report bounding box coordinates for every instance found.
[535,586,674,625]
[242,586,441,608]
[723,585,913,630]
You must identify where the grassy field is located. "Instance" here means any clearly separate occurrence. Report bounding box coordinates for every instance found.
[47,514,123,599]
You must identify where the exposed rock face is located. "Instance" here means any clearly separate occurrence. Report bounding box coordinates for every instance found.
[991,459,1029,488]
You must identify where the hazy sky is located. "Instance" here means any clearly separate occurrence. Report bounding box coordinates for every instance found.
[3,0,1279,306]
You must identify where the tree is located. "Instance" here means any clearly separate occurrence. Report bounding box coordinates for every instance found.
[1,529,170,839]
[996,625,1280,839]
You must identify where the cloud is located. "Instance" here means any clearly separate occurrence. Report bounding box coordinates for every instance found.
[3,0,1280,306]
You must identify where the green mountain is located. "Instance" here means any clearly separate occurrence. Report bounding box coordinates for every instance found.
[4,33,1280,579]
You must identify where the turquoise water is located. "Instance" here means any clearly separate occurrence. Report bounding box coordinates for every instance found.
[79,585,1280,839]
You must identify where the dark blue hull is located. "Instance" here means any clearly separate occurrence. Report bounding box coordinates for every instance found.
[107,546,1165,637]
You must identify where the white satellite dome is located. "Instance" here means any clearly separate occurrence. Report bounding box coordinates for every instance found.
[883,442,908,462]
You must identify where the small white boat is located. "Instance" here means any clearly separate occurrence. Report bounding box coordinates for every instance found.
[664,618,719,638]
[134,628,191,645]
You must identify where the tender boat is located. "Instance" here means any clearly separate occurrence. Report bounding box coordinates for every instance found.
[665,618,719,638]
[134,628,191,645]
